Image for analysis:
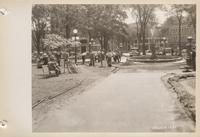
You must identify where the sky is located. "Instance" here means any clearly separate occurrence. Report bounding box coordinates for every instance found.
[124,5,188,25]
[125,8,169,25]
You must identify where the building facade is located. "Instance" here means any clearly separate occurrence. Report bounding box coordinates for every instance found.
[167,25,195,49]
[133,37,163,51]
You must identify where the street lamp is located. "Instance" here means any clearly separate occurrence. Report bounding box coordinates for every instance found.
[187,36,193,51]
[150,27,156,58]
[177,10,183,56]
[119,43,123,50]
[162,37,167,55]
[98,32,104,67]
[89,42,91,53]
[155,25,162,49]
[186,36,193,66]
[73,29,78,64]
[89,38,94,53]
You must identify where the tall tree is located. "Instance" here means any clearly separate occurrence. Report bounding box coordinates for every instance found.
[32,4,128,53]
[48,5,80,38]
[32,5,50,54]
[131,5,157,55]
[169,5,186,56]
[160,16,178,40]
[88,5,128,52]
[131,9,141,50]
[184,5,196,34]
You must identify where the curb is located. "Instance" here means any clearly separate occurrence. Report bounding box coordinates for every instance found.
[128,57,183,63]
[161,73,196,122]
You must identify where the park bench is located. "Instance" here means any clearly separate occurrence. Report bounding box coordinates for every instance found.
[67,61,78,73]
[42,65,58,78]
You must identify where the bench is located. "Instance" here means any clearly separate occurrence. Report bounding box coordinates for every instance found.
[42,65,57,78]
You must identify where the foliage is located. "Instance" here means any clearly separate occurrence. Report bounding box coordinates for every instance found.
[130,4,158,55]
[32,5,51,53]
[160,16,177,37]
[168,4,190,56]
[32,4,129,53]
[48,5,81,38]
[42,34,70,50]
[183,5,196,33]
[160,4,196,56]
[161,4,196,37]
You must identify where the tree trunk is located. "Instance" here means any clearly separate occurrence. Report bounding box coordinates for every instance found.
[36,38,40,54]
[178,20,182,56]
[141,25,146,55]
[99,35,103,66]
[41,31,45,52]
[139,23,145,55]
[88,31,91,53]
[136,20,140,51]
[65,25,70,39]
[103,34,109,53]
[36,31,41,55]
[138,33,141,53]
[191,16,196,35]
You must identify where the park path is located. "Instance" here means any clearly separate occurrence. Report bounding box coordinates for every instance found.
[34,70,195,132]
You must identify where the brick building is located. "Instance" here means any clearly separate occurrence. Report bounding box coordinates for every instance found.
[167,25,195,49]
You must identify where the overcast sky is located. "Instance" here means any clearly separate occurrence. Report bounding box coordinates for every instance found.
[124,5,188,25]
[125,8,169,25]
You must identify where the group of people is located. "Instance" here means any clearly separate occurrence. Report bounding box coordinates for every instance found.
[82,50,122,67]
[106,50,122,67]
[38,50,69,76]
[37,49,122,76]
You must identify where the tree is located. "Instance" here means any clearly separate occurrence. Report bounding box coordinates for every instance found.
[184,5,196,34]
[42,34,69,50]
[32,4,128,54]
[32,5,50,54]
[48,5,81,39]
[131,9,141,50]
[168,5,187,56]
[131,5,157,55]
[86,5,128,52]
[160,16,178,39]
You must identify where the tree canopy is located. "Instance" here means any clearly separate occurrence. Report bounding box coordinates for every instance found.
[32,4,129,53]
[42,34,70,50]
[130,4,158,55]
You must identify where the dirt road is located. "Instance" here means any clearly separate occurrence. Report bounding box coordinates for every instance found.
[33,61,195,132]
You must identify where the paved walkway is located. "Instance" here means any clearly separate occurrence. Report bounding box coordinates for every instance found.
[34,71,195,132]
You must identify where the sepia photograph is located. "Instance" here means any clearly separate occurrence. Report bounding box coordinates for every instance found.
[32,4,196,132]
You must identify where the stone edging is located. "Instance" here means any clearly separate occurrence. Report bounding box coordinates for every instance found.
[161,73,196,122]
[127,57,182,63]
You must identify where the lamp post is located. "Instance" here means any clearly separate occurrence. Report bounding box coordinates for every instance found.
[177,10,183,56]
[187,36,193,52]
[150,27,156,59]
[90,38,94,53]
[187,36,193,66]
[155,25,161,50]
[98,32,104,67]
[73,29,78,64]
[162,37,167,55]
[119,43,123,51]
[89,38,94,66]
[89,42,91,53]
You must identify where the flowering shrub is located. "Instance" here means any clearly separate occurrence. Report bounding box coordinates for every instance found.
[42,34,71,50]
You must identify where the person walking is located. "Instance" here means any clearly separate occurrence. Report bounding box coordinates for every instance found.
[55,50,62,66]
[89,52,95,66]
[62,50,69,69]
[106,50,112,67]
[81,52,86,65]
